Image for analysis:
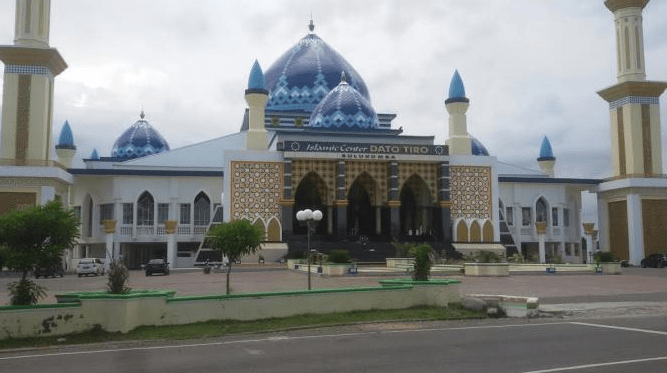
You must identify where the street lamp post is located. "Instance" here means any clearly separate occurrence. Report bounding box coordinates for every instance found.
[296,208,323,290]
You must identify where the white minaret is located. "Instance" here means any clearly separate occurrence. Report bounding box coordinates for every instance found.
[244,60,269,150]
[1,0,67,164]
[596,0,667,267]
[445,70,472,156]
[598,0,666,177]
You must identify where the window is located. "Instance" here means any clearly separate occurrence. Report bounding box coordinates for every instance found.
[158,203,169,224]
[180,203,191,224]
[552,207,559,226]
[137,192,154,226]
[73,206,81,221]
[122,203,133,224]
[564,208,570,227]
[506,206,513,226]
[194,192,210,226]
[99,203,114,224]
[536,198,548,223]
[522,207,531,226]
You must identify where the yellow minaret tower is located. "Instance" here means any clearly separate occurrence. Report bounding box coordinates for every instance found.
[597,0,666,177]
[596,0,667,266]
[244,60,269,150]
[0,0,67,165]
[445,70,472,156]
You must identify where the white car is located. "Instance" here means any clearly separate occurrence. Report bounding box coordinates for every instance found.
[77,258,105,277]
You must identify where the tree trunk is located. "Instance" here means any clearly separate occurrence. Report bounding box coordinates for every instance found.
[226,263,232,295]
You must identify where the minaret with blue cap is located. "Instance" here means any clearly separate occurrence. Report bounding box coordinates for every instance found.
[55,120,77,168]
[445,70,472,155]
[537,136,556,177]
[244,59,269,150]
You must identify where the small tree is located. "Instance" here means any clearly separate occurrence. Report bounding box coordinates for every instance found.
[206,220,263,294]
[107,259,131,294]
[0,200,80,305]
[410,244,433,281]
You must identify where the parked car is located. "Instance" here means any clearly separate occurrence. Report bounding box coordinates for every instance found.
[145,258,169,276]
[77,258,105,277]
[640,253,667,268]
[34,263,65,278]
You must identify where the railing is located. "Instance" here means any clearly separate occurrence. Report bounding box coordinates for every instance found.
[120,226,133,236]
[177,226,191,235]
[156,227,167,236]
[0,158,67,169]
[193,226,208,235]
[136,226,154,236]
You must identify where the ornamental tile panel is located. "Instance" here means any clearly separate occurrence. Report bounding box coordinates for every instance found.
[230,162,283,222]
[346,161,389,204]
[292,159,336,204]
[397,162,437,203]
[450,166,492,220]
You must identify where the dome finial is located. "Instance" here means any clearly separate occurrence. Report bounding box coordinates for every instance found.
[140,109,145,120]
[308,15,315,32]
[340,71,347,83]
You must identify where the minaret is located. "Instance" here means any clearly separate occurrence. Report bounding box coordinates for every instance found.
[55,120,76,168]
[597,0,666,177]
[537,136,556,177]
[445,70,472,156]
[0,0,67,165]
[244,59,269,150]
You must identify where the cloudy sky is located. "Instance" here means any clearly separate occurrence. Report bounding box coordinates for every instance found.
[1,1,666,219]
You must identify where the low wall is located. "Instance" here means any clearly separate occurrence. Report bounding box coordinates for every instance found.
[0,281,461,339]
[464,263,510,277]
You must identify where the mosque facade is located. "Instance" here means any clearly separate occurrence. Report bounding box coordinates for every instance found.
[1,0,665,269]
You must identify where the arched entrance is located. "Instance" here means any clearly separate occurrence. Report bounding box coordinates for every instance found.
[293,172,329,235]
[347,173,376,237]
[400,175,434,237]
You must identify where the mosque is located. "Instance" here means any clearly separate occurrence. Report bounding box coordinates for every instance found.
[1,0,665,269]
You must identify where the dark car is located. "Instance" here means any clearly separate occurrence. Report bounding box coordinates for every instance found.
[640,253,667,268]
[34,264,65,278]
[145,258,170,276]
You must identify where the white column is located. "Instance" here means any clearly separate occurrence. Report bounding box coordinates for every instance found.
[165,220,178,269]
[103,220,115,271]
[538,235,546,264]
[626,193,644,266]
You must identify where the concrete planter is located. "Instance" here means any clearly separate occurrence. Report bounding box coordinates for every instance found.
[464,262,510,277]
[386,258,414,268]
[597,262,621,275]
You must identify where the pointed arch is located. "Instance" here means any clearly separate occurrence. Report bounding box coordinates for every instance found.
[470,220,482,243]
[483,220,494,243]
[137,191,154,226]
[267,217,282,241]
[456,220,468,242]
[535,197,549,224]
[83,195,94,237]
[293,171,329,235]
[252,218,266,240]
[347,172,377,236]
[194,192,211,226]
[399,174,434,236]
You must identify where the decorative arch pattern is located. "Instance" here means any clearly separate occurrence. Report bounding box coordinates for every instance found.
[483,220,494,243]
[397,162,437,203]
[470,220,482,243]
[292,160,335,204]
[267,217,282,241]
[456,220,468,242]
[346,161,388,204]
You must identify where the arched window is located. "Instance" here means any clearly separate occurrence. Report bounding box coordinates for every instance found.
[194,192,211,226]
[470,221,482,243]
[536,198,548,223]
[456,220,468,242]
[137,192,154,226]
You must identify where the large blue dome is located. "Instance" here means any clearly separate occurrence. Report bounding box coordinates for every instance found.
[264,32,370,112]
[111,112,170,160]
[309,73,379,131]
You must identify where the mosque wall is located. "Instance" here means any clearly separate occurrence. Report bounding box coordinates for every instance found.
[450,166,492,220]
[229,161,283,225]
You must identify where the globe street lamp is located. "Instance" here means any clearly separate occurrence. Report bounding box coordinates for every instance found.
[296,208,323,290]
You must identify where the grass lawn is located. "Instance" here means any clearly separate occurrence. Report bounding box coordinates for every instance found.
[0,304,485,350]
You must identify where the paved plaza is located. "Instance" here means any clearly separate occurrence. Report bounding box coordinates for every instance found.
[1,266,666,312]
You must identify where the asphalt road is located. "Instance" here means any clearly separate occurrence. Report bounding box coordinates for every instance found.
[2,316,667,373]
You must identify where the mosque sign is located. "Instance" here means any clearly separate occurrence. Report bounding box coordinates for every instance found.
[281,141,448,160]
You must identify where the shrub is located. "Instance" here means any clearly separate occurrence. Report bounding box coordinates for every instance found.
[409,244,432,281]
[8,278,46,305]
[107,259,131,294]
[328,249,350,264]
[467,250,504,263]
[594,251,615,263]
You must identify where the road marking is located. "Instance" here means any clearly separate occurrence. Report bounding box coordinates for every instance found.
[0,322,570,361]
[570,321,667,336]
[519,356,667,373]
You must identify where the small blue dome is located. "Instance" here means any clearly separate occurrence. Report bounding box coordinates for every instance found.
[111,112,170,160]
[264,32,370,112]
[309,73,379,131]
[538,136,555,160]
[90,148,99,160]
[247,59,267,91]
[446,70,469,104]
[471,136,489,156]
[56,120,75,149]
